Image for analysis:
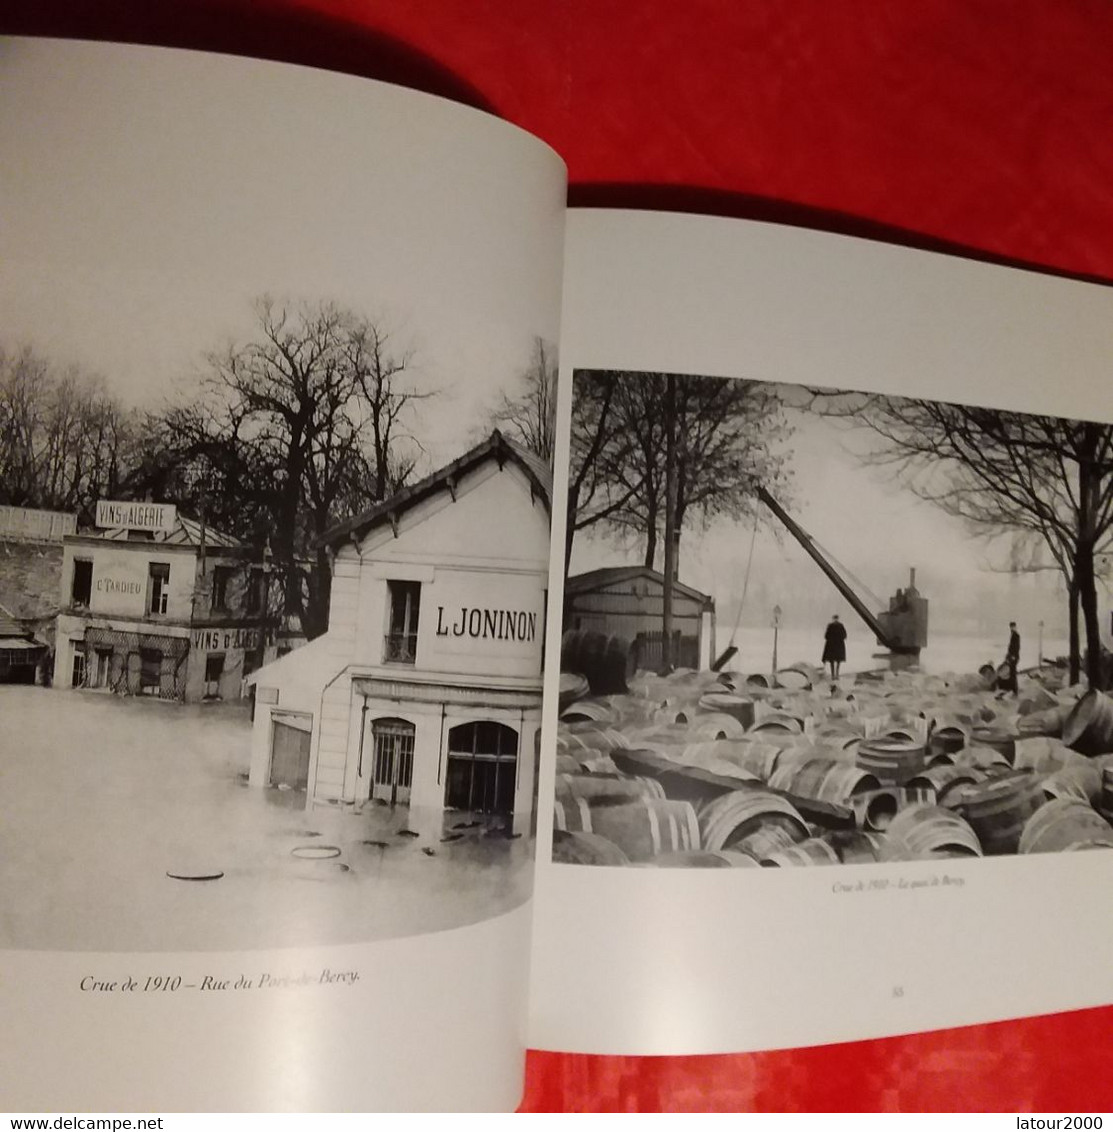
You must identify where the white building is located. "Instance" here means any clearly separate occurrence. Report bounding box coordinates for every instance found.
[53,514,276,702]
[248,432,551,830]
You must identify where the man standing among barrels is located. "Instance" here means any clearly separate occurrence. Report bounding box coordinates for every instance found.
[822,613,847,682]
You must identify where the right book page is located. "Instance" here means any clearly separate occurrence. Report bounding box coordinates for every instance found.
[529,208,1113,1056]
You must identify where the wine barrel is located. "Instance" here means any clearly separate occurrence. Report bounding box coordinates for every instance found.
[551,830,631,866]
[851,787,932,832]
[1040,761,1102,805]
[927,724,968,759]
[969,726,1017,764]
[856,738,927,786]
[689,712,749,741]
[697,692,756,729]
[731,822,804,861]
[906,764,987,804]
[1062,690,1113,756]
[885,804,982,858]
[650,850,736,868]
[1012,736,1082,774]
[587,798,702,862]
[555,773,666,803]
[557,726,629,753]
[952,772,1047,855]
[558,671,591,711]
[825,829,885,864]
[560,629,636,696]
[1018,798,1113,854]
[749,714,803,736]
[697,789,809,852]
[768,758,880,805]
[761,837,840,867]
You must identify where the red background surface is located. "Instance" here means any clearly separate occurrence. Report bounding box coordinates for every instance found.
[3,0,1111,1111]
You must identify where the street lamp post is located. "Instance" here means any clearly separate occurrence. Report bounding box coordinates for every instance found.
[1038,619,1044,667]
[772,603,782,675]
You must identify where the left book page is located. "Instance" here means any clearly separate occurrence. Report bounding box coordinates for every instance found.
[0,38,565,1112]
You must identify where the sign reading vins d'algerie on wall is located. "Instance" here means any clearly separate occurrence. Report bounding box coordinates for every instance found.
[95,500,177,532]
[192,627,262,652]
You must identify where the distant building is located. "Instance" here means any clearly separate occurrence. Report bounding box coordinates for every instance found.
[564,565,716,671]
[247,432,550,827]
[53,512,281,702]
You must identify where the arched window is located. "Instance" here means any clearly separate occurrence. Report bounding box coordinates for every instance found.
[445,721,518,815]
[370,717,414,806]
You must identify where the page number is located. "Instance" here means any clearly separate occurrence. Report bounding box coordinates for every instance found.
[892,986,904,998]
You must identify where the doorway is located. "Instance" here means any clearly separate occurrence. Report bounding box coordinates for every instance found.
[370,717,414,806]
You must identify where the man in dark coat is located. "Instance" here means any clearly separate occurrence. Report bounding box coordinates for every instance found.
[822,614,847,680]
[1000,621,1021,695]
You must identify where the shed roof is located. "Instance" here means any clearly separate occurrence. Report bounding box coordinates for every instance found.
[565,565,714,608]
[0,600,35,641]
[320,430,552,551]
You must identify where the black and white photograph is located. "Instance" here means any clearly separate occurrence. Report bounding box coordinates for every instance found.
[0,40,562,953]
[552,368,1113,869]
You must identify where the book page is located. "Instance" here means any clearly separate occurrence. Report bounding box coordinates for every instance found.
[0,38,565,1111]
[529,208,1113,1055]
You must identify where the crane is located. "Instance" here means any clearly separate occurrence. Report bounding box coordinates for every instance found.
[755,486,928,656]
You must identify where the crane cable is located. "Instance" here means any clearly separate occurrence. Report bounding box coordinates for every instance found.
[728,509,761,646]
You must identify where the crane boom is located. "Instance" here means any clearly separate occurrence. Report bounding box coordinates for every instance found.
[755,486,899,650]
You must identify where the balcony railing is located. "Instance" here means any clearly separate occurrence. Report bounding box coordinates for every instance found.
[383,632,418,664]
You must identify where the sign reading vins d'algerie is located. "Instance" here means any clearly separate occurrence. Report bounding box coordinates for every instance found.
[95,500,177,532]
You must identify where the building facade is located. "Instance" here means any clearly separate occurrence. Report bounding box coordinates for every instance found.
[53,514,276,702]
[248,433,551,828]
[564,565,716,671]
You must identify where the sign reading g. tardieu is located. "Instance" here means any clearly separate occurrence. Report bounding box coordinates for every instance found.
[95,500,177,532]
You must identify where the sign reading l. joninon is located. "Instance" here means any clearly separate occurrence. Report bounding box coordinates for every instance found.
[95,500,177,532]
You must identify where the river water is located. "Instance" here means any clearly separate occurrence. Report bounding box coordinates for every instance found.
[713,624,1069,679]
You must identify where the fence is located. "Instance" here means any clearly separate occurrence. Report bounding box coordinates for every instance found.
[0,506,76,543]
[634,630,700,672]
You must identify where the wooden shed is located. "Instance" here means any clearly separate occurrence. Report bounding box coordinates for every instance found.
[563,566,716,671]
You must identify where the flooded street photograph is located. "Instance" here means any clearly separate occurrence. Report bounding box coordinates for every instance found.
[0,687,533,950]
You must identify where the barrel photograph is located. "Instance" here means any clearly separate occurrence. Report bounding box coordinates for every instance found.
[550,369,1113,869]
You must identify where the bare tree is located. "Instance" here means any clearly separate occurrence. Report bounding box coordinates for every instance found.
[0,343,140,518]
[809,390,1113,686]
[145,297,430,640]
[568,371,793,575]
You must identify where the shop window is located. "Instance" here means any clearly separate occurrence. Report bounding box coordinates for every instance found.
[71,559,93,607]
[139,647,161,694]
[384,580,421,664]
[147,562,170,615]
[210,565,234,612]
[370,717,415,806]
[444,720,519,815]
[71,642,86,688]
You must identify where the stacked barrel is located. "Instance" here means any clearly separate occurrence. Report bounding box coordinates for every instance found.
[553,635,1113,868]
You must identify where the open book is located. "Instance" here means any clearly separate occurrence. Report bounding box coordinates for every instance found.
[2,38,1112,1112]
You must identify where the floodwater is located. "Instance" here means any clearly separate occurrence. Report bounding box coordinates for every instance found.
[0,687,533,952]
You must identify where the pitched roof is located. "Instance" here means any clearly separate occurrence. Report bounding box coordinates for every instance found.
[87,513,243,548]
[320,430,552,551]
[565,565,714,607]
